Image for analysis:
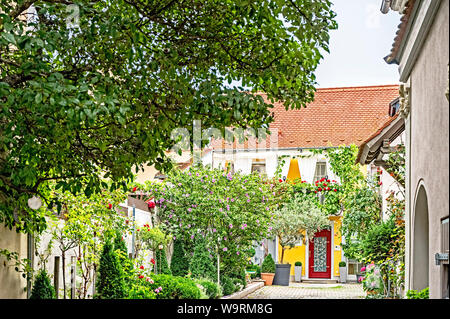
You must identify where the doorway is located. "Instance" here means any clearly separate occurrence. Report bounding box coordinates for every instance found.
[309,229,332,279]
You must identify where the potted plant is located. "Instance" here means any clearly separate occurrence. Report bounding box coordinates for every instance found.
[260,254,276,286]
[271,193,329,286]
[338,261,347,283]
[294,261,302,282]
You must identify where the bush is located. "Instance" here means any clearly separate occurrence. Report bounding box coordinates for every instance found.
[126,285,157,299]
[221,276,235,296]
[339,261,346,267]
[190,238,217,282]
[232,278,244,292]
[148,274,201,299]
[170,239,189,277]
[30,269,55,299]
[96,238,126,299]
[406,287,429,299]
[295,261,302,267]
[261,254,276,273]
[195,278,221,299]
[155,248,172,275]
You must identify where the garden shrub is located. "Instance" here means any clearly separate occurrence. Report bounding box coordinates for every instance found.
[155,248,172,275]
[295,261,302,267]
[221,276,235,296]
[170,239,189,277]
[96,238,126,299]
[406,287,429,299]
[148,274,201,299]
[126,285,157,299]
[232,278,244,292]
[261,254,276,273]
[190,238,217,282]
[195,278,221,299]
[30,269,55,299]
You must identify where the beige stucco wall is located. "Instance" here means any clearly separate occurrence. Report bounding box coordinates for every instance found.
[409,0,449,298]
[0,224,28,299]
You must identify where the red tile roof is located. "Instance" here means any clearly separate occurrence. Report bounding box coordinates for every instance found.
[210,84,400,150]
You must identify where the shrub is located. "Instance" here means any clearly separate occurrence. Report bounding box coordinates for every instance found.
[96,238,126,299]
[30,269,55,299]
[261,254,276,273]
[295,261,302,267]
[155,248,172,275]
[126,285,157,299]
[339,261,346,267]
[190,238,217,282]
[148,274,201,299]
[232,278,244,292]
[406,287,429,299]
[221,276,235,296]
[170,239,189,277]
[195,278,221,299]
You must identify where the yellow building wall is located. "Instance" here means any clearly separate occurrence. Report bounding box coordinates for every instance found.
[277,216,343,278]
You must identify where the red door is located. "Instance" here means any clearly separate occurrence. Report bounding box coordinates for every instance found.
[308,229,332,279]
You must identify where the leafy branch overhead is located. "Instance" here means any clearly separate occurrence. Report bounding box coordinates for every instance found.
[0,0,337,233]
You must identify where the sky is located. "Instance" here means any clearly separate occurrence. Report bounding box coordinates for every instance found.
[314,0,402,88]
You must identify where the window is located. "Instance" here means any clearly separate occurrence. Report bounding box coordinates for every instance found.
[251,159,266,175]
[347,259,364,276]
[313,162,327,182]
[314,162,327,203]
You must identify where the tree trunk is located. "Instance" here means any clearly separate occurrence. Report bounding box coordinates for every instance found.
[280,247,286,265]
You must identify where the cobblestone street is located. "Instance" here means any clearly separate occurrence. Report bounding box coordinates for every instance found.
[243,283,365,299]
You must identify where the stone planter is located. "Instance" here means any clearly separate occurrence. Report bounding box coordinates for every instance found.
[273,264,291,286]
[294,266,302,282]
[261,273,275,286]
[339,267,347,283]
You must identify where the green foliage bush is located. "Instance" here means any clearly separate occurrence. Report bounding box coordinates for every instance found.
[190,238,217,282]
[295,261,302,267]
[126,285,157,299]
[406,287,429,299]
[155,248,172,275]
[148,274,201,299]
[261,254,276,273]
[30,269,55,299]
[195,278,221,299]
[96,238,126,299]
[170,239,189,277]
[339,261,346,267]
[221,276,236,296]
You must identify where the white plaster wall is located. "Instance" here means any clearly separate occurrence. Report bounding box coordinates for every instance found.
[407,0,449,298]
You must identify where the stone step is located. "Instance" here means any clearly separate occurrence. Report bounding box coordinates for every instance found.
[297,279,339,284]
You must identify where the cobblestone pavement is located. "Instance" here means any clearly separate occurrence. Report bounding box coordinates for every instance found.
[243,283,365,299]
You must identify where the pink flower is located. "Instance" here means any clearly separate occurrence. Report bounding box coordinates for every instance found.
[223,247,228,252]
[360,266,366,272]
[229,224,233,229]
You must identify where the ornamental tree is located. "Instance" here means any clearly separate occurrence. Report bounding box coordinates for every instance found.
[145,165,283,279]
[271,193,330,264]
[0,0,337,234]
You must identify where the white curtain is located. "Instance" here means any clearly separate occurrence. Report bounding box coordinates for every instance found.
[298,156,317,183]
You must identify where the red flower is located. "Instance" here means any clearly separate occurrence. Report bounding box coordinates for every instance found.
[327,187,331,191]
[139,275,144,279]
[378,181,383,186]
[140,265,144,270]
[318,187,322,191]
[125,219,129,224]
[150,258,156,265]
[132,187,137,192]
[107,203,112,210]
[334,189,337,192]
[314,191,318,194]
[279,179,283,183]
[327,179,330,183]
[148,201,156,209]
[323,183,327,187]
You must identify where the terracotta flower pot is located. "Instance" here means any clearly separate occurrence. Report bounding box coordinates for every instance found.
[261,273,275,286]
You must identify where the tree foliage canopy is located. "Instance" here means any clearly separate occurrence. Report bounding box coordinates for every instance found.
[0,0,337,233]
